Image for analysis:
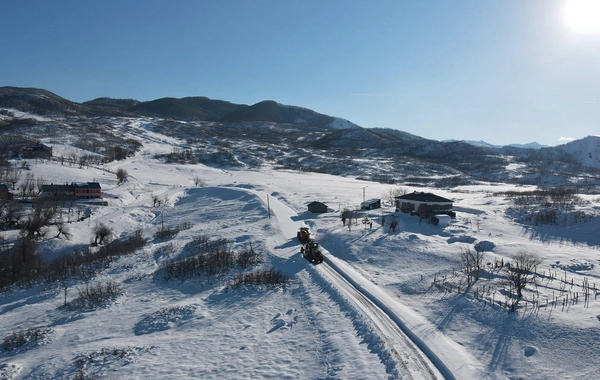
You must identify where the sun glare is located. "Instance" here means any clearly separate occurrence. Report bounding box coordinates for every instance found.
[565,0,600,34]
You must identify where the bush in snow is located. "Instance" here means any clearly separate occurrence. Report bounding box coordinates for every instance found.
[154,222,192,240]
[2,327,52,352]
[155,234,262,282]
[501,187,593,226]
[115,168,128,185]
[228,268,289,289]
[71,281,123,310]
[45,229,146,284]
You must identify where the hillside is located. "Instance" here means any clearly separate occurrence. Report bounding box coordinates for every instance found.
[0,115,599,379]
[555,135,600,169]
[2,86,600,189]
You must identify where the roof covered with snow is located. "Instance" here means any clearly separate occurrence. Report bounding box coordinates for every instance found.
[396,191,453,203]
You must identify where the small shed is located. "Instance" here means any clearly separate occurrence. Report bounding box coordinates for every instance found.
[361,198,381,210]
[307,201,328,214]
[429,214,451,226]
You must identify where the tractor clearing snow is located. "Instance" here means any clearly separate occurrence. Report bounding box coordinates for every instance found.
[297,226,311,243]
[301,240,324,263]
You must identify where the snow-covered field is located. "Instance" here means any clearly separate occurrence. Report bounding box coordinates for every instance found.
[1,118,599,379]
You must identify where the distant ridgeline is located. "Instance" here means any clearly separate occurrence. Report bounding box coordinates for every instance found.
[1,86,600,189]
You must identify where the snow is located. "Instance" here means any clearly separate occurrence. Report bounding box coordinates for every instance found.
[328,117,359,130]
[1,117,600,379]
[556,135,600,169]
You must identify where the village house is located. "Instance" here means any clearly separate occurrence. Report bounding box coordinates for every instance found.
[42,182,102,200]
[395,191,455,218]
[21,143,53,159]
[74,182,102,199]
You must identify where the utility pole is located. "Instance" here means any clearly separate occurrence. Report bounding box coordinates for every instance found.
[267,194,271,219]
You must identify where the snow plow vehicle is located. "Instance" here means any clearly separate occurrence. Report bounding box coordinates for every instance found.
[301,240,323,263]
[297,227,311,243]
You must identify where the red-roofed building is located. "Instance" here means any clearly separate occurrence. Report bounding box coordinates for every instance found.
[73,182,102,199]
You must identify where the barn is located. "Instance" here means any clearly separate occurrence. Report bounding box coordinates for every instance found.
[307,201,328,213]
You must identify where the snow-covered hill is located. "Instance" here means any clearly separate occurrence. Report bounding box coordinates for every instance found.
[1,116,600,379]
[555,135,600,169]
[445,139,546,149]
[4,87,600,188]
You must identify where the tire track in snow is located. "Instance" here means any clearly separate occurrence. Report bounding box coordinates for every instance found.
[245,188,454,379]
[316,261,444,380]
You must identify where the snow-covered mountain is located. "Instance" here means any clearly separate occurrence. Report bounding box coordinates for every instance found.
[554,135,600,169]
[445,139,546,150]
[2,86,600,187]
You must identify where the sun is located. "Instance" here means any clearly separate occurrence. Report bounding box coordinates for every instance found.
[564,0,600,34]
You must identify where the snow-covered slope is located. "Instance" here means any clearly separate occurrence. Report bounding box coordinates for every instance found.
[328,117,360,129]
[445,139,546,149]
[1,118,599,379]
[555,135,600,169]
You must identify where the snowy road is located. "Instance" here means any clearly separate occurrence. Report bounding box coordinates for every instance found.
[317,261,446,380]
[247,188,454,379]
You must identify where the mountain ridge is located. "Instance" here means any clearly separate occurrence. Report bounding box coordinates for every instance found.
[0,86,357,130]
[2,86,600,183]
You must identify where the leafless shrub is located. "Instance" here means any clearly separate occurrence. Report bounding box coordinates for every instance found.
[2,327,51,351]
[72,281,123,309]
[154,222,192,240]
[156,234,261,282]
[115,168,128,185]
[236,244,262,268]
[192,175,206,187]
[151,193,160,207]
[229,268,289,289]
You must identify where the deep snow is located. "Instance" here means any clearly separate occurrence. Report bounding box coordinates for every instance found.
[1,117,599,379]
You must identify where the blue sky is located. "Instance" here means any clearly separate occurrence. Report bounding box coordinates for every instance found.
[2,0,599,146]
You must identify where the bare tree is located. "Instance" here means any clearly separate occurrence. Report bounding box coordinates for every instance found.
[458,247,485,287]
[21,204,56,239]
[151,193,160,207]
[6,168,21,190]
[20,172,35,198]
[382,186,408,207]
[116,168,128,185]
[92,222,113,245]
[35,177,44,196]
[11,236,39,283]
[67,149,78,166]
[2,201,24,227]
[505,251,543,299]
[192,175,206,187]
[55,221,73,240]
[78,155,88,169]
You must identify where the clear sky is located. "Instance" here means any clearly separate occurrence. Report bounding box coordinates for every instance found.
[2,0,599,146]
